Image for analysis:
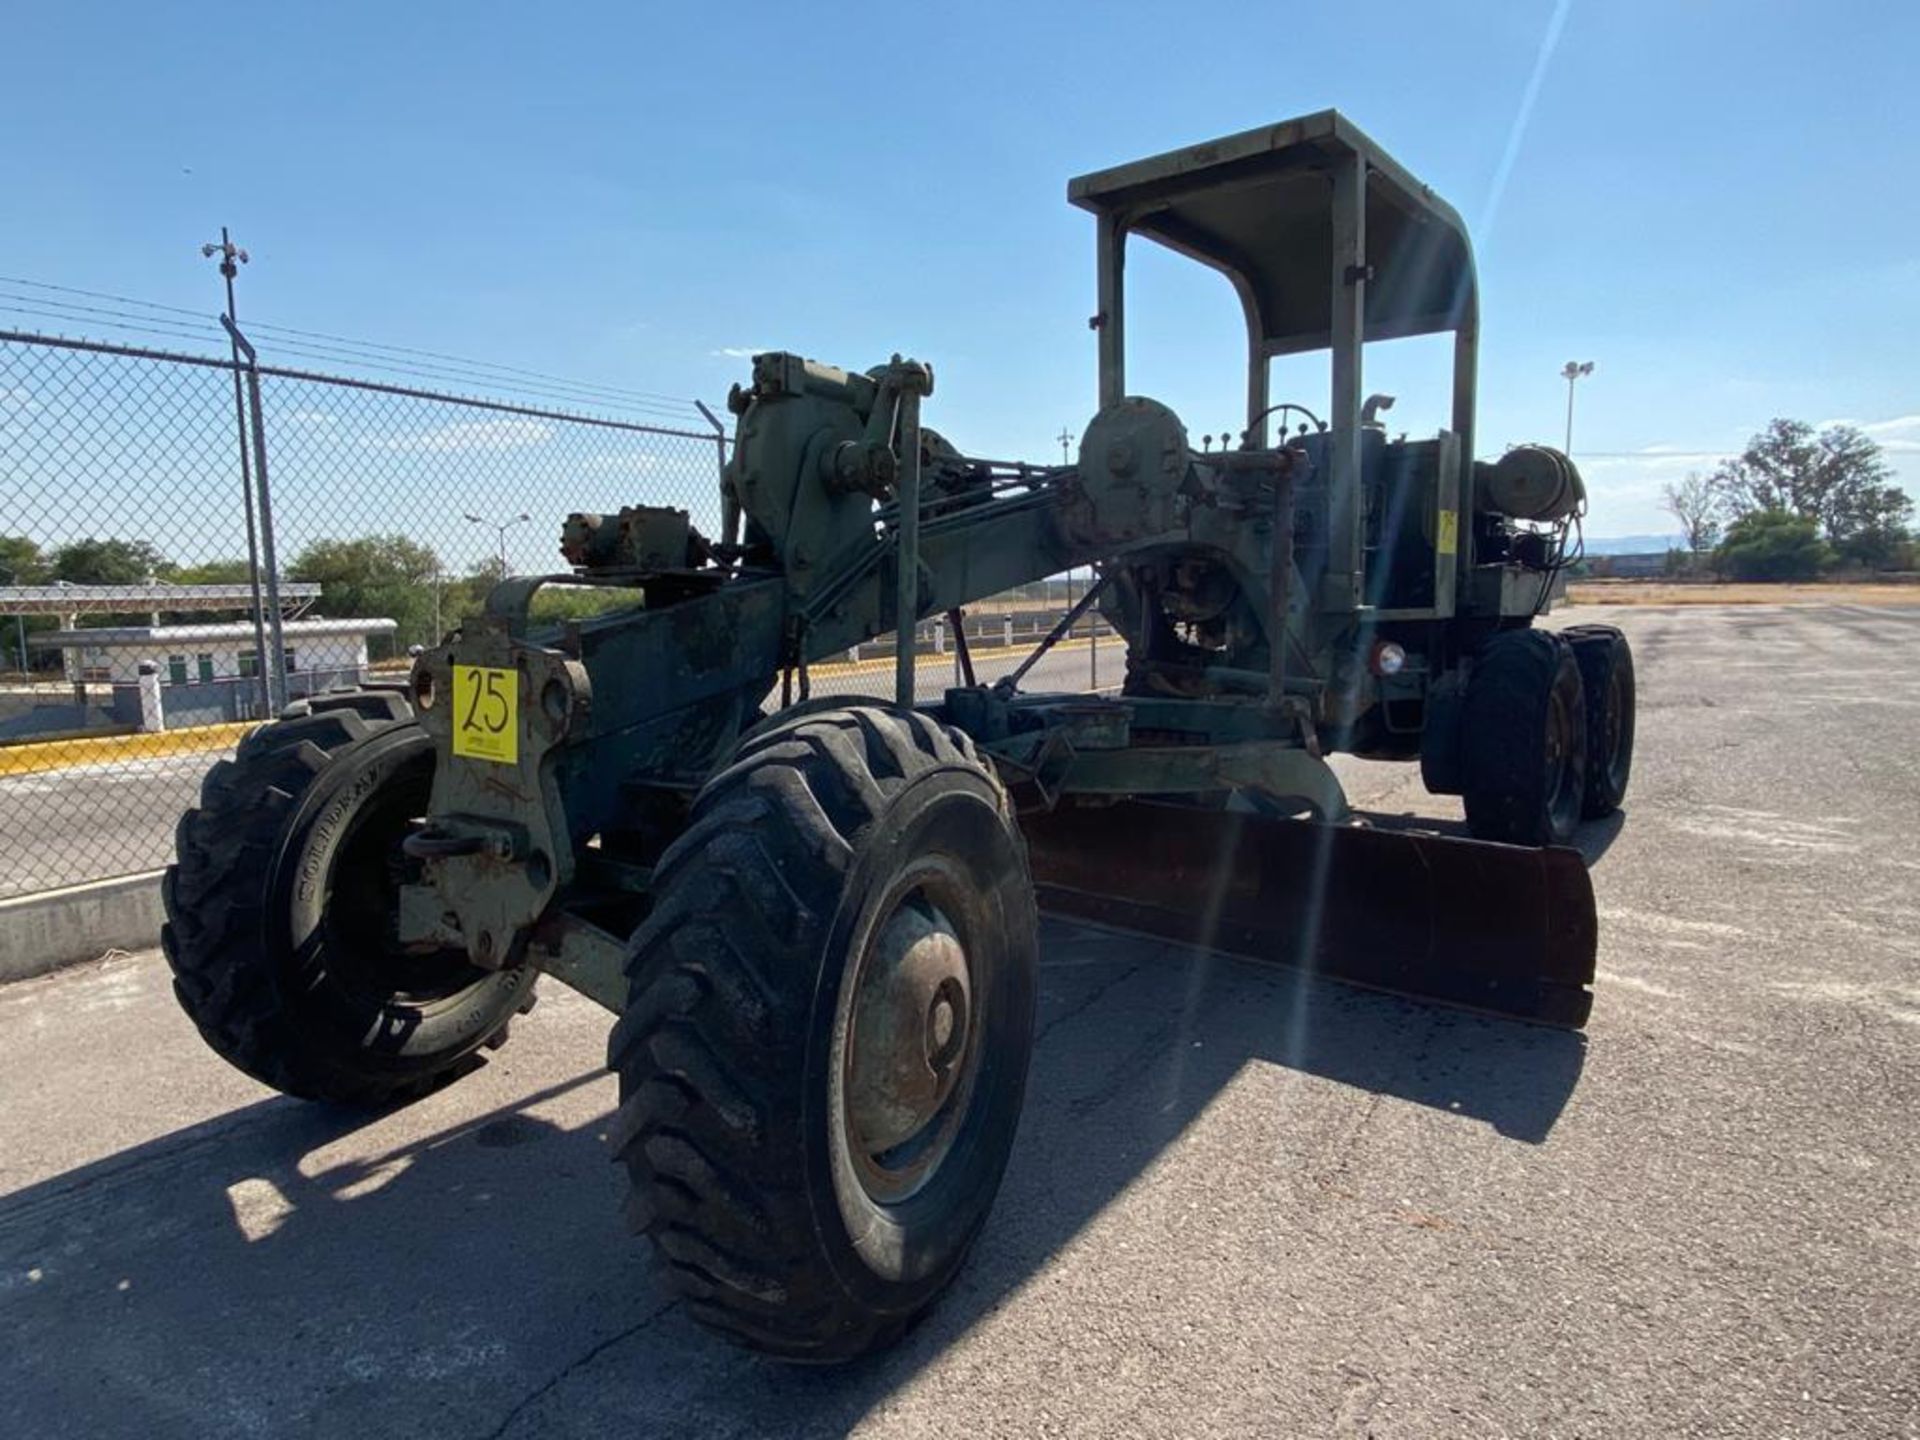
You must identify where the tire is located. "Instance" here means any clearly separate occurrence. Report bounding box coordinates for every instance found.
[608,705,1037,1361]
[163,692,538,1108]
[1460,630,1587,847]
[1562,625,1635,818]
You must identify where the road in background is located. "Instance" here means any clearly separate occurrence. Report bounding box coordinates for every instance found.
[2,604,1917,1438]
[0,640,1109,897]
[0,752,213,898]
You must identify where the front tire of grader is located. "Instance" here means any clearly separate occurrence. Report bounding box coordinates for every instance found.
[1461,629,1588,848]
[609,705,1038,1362]
[162,693,538,1108]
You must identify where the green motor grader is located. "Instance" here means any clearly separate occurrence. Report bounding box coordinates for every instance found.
[163,111,1633,1360]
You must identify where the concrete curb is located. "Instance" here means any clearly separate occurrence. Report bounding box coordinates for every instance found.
[0,871,164,983]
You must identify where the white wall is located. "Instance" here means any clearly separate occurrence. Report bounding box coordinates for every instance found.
[67,633,373,684]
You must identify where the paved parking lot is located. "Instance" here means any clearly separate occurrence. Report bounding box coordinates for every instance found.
[1,604,1915,1438]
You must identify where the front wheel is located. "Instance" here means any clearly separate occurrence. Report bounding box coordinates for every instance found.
[163,693,537,1107]
[608,705,1037,1361]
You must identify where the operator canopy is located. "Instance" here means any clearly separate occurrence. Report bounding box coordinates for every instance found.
[1068,109,1477,356]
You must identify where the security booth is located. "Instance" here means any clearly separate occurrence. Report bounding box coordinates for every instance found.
[30,617,397,730]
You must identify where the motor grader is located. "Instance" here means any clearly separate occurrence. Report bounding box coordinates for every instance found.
[163,111,1633,1361]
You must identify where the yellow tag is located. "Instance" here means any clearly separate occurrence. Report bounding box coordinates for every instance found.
[451,665,518,764]
[1437,509,1459,556]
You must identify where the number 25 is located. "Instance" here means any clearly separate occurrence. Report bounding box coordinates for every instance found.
[463,671,510,732]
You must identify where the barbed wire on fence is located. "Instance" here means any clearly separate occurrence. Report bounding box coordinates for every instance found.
[0,275,717,425]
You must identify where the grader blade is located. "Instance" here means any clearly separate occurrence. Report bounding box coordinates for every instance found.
[1021,802,1597,1028]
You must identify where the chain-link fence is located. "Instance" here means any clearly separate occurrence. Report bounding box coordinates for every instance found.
[0,329,729,899]
[1,325,1108,902]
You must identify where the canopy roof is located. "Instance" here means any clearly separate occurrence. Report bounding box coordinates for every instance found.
[32,617,395,648]
[0,582,321,616]
[1068,110,1477,356]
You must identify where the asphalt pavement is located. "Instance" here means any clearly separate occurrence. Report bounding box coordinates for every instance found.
[1,603,1916,1438]
[0,751,214,898]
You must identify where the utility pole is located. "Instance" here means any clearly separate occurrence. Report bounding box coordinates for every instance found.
[1057,427,1072,465]
[202,227,278,715]
[1560,360,1594,455]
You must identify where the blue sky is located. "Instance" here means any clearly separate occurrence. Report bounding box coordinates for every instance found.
[4,0,1916,538]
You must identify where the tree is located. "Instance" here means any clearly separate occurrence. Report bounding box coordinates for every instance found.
[1715,509,1829,581]
[289,535,444,650]
[156,559,261,625]
[1660,473,1720,558]
[50,537,168,585]
[169,558,256,585]
[1708,420,1911,561]
[0,538,52,674]
[0,536,47,586]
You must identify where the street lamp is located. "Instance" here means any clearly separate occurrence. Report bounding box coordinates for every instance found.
[464,512,531,575]
[1560,361,1594,455]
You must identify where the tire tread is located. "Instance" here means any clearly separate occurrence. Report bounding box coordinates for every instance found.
[162,698,523,1107]
[608,704,1005,1360]
[1461,630,1586,846]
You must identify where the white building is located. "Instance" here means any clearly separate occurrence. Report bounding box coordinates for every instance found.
[35,618,397,685]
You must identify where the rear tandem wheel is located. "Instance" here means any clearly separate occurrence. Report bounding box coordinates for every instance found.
[1460,629,1588,847]
[1561,624,1636,819]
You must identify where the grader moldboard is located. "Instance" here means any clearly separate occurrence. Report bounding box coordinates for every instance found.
[165,112,1633,1361]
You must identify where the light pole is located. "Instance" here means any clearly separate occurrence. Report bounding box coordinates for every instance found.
[202,227,278,715]
[1560,360,1594,454]
[465,512,531,575]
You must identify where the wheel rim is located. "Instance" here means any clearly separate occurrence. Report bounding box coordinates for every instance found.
[1544,684,1581,836]
[323,761,491,1008]
[840,874,983,1206]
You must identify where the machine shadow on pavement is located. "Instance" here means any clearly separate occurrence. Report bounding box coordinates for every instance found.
[0,925,1582,1439]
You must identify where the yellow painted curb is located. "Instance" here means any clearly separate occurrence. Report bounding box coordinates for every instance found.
[0,722,253,778]
[809,635,1105,681]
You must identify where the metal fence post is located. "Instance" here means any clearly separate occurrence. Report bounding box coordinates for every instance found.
[1088,565,1099,687]
[245,364,290,712]
[695,400,732,545]
[204,230,279,715]
[894,389,922,709]
[217,330,273,715]
[223,317,289,710]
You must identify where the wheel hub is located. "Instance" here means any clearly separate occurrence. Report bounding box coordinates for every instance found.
[846,901,971,1157]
